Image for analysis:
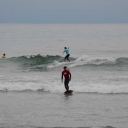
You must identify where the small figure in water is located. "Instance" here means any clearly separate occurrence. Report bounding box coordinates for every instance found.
[61,66,71,91]
[63,47,70,62]
[2,54,6,58]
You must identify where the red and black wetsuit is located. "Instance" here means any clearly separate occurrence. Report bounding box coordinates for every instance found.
[61,70,71,91]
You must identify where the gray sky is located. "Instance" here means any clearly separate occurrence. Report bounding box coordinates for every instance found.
[0,0,128,23]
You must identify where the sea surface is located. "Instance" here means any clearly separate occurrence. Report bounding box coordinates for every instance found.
[0,24,128,128]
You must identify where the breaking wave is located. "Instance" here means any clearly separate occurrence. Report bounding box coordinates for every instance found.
[47,55,128,68]
[0,55,128,72]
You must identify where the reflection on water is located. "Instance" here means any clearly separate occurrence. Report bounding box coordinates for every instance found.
[64,93,73,100]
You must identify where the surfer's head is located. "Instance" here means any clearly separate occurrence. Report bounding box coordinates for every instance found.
[63,66,67,69]
[64,47,67,49]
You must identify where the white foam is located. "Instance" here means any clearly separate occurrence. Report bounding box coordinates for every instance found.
[70,82,128,94]
[69,55,117,67]
[0,75,128,94]
[47,60,73,68]
[0,75,64,93]
[47,55,117,69]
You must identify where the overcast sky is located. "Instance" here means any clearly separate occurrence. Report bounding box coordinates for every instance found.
[0,0,128,24]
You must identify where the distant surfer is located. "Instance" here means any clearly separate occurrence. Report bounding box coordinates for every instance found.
[63,47,70,62]
[61,66,71,91]
[2,54,6,58]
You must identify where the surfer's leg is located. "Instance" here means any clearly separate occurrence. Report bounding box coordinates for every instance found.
[64,55,67,61]
[64,80,67,90]
[67,54,70,62]
[64,80,69,90]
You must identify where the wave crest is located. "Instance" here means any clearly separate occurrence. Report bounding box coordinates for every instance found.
[47,55,128,68]
[1,55,128,72]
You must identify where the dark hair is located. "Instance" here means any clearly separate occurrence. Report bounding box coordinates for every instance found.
[64,47,67,49]
[63,66,67,69]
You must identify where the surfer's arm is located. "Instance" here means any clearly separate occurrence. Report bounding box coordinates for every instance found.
[69,72,71,81]
[61,73,63,82]
[63,50,66,54]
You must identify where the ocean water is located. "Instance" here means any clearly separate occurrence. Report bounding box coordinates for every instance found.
[0,24,128,128]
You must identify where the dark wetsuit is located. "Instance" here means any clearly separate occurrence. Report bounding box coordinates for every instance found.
[61,70,71,90]
[64,54,70,62]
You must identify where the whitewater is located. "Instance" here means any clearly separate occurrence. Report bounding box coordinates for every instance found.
[0,24,128,128]
[0,55,128,94]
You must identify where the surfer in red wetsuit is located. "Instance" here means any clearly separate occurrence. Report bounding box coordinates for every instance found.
[61,66,71,91]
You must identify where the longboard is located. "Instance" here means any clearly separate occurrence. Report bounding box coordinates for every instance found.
[64,90,73,94]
